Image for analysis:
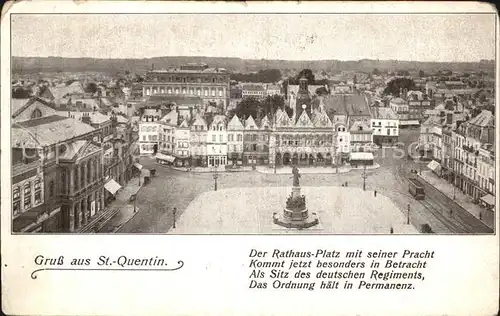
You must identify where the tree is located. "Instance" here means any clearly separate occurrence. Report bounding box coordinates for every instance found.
[135,74,144,83]
[295,69,315,85]
[262,95,285,116]
[419,70,425,77]
[85,82,98,94]
[315,86,329,96]
[383,78,416,96]
[372,68,381,76]
[284,106,294,117]
[12,88,30,99]
[230,69,282,83]
[232,97,261,119]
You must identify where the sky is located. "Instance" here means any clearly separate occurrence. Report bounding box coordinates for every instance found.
[11,14,496,62]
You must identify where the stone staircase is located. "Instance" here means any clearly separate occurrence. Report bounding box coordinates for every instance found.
[76,208,120,233]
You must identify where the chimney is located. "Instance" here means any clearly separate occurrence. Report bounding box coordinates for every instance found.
[446,113,453,125]
[82,113,91,125]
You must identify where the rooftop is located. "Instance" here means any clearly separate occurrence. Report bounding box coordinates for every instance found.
[11,98,31,115]
[242,84,265,92]
[371,107,398,120]
[146,67,228,74]
[468,110,494,128]
[12,115,95,148]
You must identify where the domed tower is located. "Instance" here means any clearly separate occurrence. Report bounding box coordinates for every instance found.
[295,76,312,120]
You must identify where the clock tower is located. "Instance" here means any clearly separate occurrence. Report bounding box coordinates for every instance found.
[295,76,312,121]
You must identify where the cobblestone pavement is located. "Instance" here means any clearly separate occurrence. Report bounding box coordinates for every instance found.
[117,128,493,234]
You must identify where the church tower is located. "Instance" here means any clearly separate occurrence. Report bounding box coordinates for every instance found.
[295,76,312,121]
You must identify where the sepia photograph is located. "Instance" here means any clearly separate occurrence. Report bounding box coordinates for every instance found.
[9,12,496,235]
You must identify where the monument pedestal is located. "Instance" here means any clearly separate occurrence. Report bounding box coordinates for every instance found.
[273,185,319,229]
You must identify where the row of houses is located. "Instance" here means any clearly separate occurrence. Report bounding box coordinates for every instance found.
[138,89,400,168]
[11,97,137,233]
[419,109,495,211]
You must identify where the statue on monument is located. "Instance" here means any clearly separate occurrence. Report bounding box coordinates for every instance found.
[292,165,300,187]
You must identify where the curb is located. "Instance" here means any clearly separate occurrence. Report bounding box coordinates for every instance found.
[417,174,494,230]
[112,207,140,233]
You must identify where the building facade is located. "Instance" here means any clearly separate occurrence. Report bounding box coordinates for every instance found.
[206,115,228,167]
[174,119,191,166]
[227,115,244,165]
[12,97,106,233]
[370,107,399,146]
[142,63,230,111]
[242,84,265,99]
[190,114,208,167]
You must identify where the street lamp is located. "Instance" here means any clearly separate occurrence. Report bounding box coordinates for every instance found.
[172,207,177,229]
[213,167,218,191]
[407,204,410,225]
[361,164,368,191]
[419,153,423,175]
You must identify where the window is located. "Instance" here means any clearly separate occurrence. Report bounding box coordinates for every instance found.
[237,134,242,141]
[13,186,20,215]
[31,109,42,119]
[24,182,31,195]
[219,135,223,142]
[212,135,216,142]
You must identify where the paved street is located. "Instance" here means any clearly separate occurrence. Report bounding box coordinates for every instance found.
[117,128,493,234]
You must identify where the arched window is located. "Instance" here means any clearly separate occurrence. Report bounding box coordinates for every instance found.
[31,109,42,119]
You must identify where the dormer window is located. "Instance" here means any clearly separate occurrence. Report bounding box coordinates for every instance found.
[31,109,42,119]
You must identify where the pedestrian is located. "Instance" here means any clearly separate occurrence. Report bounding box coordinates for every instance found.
[450,209,453,216]
[479,212,482,220]
[374,190,377,197]
[345,181,348,187]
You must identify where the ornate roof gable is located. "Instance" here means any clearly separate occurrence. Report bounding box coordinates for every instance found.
[312,110,333,128]
[191,114,207,130]
[227,114,244,130]
[275,109,291,128]
[260,115,271,130]
[295,110,314,128]
[245,115,258,130]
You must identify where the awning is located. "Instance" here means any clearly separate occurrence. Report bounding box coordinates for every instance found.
[133,163,143,170]
[480,194,495,206]
[350,152,374,161]
[427,160,441,172]
[399,120,420,126]
[156,153,175,163]
[104,179,122,195]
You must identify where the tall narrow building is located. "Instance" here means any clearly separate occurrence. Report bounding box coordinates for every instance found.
[295,77,312,120]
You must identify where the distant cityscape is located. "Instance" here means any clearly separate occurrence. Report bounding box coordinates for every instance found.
[11,57,495,234]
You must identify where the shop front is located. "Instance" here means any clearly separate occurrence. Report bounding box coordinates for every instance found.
[208,155,227,167]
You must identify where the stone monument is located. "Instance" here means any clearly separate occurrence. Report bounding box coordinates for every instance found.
[273,166,319,229]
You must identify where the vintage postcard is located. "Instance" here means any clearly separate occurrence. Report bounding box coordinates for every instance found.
[1,1,499,315]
